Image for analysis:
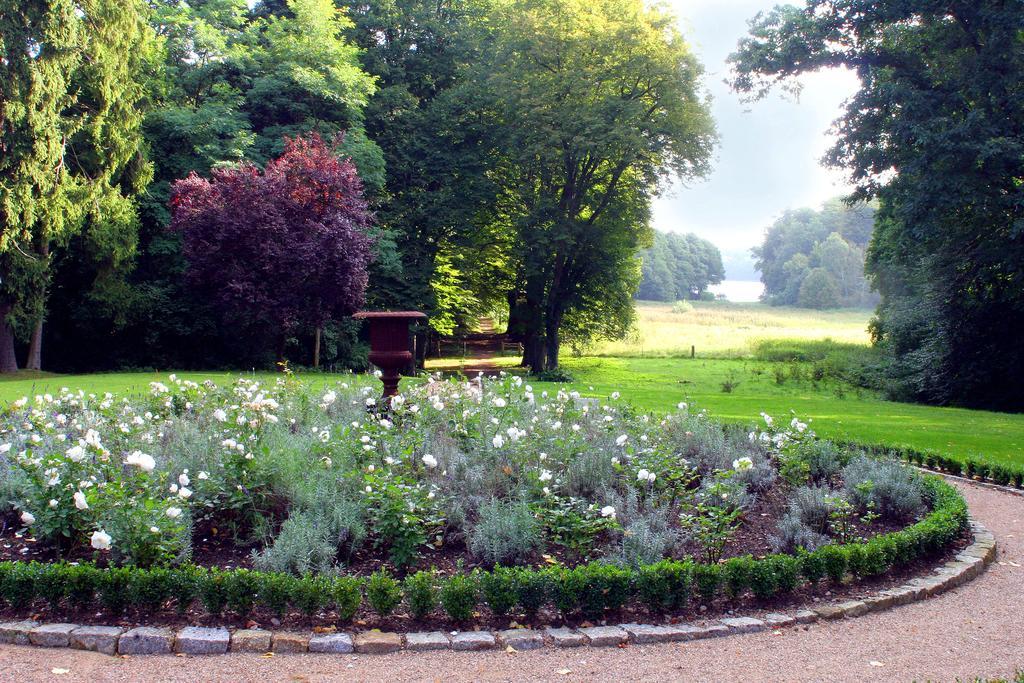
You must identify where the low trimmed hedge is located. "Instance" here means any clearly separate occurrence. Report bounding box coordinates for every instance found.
[845,442,1024,490]
[0,478,968,624]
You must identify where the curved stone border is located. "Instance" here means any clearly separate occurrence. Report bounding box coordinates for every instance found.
[0,519,996,656]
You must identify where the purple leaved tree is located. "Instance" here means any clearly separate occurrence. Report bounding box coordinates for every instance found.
[170,133,374,365]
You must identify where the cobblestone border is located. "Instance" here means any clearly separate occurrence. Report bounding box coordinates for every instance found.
[0,518,995,657]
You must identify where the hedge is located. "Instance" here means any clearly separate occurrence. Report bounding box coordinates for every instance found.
[0,478,969,624]
[843,442,1024,490]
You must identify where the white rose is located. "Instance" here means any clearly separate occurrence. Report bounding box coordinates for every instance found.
[90,529,112,550]
[20,511,35,525]
[73,491,89,510]
[178,487,193,499]
[66,445,86,462]
[600,505,616,519]
[178,473,190,486]
[615,434,628,446]
[422,454,438,468]
[166,506,182,519]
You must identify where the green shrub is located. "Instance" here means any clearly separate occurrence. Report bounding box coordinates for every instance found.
[291,573,331,617]
[131,567,175,612]
[440,573,477,622]
[2,562,37,610]
[514,567,548,616]
[799,549,826,584]
[332,576,362,621]
[98,566,133,615]
[636,560,691,613]
[817,544,847,583]
[692,562,721,603]
[66,564,99,609]
[403,570,438,620]
[724,555,755,598]
[170,565,201,614]
[479,566,518,616]
[365,570,403,617]
[198,568,228,616]
[223,568,259,616]
[769,554,801,593]
[258,572,295,617]
[748,559,778,600]
[548,566,585,616]
[37,563,68,609]
[577,564,631,617]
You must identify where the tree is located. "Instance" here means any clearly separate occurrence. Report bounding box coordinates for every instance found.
[732,1,1024,409]
[636,231,724,301]
[169,134,374,361]
[752,200,876,308]
[340,0,501,336]
[798,267,839,310]
[41,0,388,371]
[0,0,156,372]
[475,0,715,372]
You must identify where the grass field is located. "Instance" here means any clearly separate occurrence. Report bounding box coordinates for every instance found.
[2,301,1021,468]
[589,300,873,357]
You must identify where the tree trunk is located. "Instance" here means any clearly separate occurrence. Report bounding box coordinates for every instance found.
[25,239,49,370]
[518,276,547,373]
[26,319,42,370]
[0,301,18,374]
[313,326,321,368]
[544,313,560,370]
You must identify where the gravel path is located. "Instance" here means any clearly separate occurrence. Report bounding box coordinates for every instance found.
[2,481,1021,682]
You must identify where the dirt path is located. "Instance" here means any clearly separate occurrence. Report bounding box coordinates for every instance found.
[2,481,1022,682]
[437,317,517,377]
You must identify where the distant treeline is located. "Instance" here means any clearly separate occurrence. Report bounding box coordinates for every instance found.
[753,199,878,309]
[636,231,724,302]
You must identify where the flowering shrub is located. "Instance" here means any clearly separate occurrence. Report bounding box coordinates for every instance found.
[0,373,941,580]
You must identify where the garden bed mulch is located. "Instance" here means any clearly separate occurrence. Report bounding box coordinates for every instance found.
[0,484,906,575]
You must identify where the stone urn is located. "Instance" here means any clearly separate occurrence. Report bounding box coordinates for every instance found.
[353,310,426,402]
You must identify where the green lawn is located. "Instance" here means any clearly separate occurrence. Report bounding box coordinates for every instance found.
[5,357,1023,467]
[538,357,1024,466]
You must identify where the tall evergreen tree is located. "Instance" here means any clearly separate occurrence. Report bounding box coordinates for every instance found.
[0,0,156,372]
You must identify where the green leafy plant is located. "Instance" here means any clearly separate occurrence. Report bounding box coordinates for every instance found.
[440,572,477,622]
[366,570,403,617]
[403,570,438,620]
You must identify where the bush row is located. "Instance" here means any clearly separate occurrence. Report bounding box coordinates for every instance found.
[0,479,968,624]
[846,442,1024,490]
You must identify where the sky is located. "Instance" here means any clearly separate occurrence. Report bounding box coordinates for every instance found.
[655,0,860,280]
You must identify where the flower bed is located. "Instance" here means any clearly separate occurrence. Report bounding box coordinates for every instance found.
[0,374,968,628]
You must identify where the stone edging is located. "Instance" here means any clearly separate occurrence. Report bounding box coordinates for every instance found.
[0,520,996,657]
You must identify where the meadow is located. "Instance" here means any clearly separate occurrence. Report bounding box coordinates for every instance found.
[3,302,1023,467]
[587,301,873,358]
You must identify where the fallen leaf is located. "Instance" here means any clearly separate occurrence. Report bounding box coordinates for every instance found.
[556,669,572,675]
[51,669,70,675]
[869,661,884,667]
[505,646,516,654]
[313,625,337,634]
[263,652,275,658]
